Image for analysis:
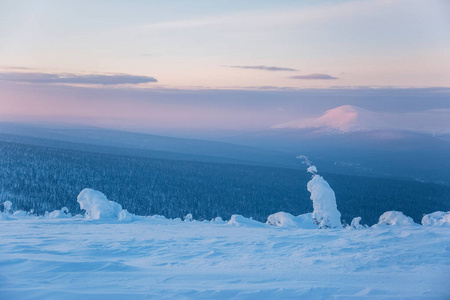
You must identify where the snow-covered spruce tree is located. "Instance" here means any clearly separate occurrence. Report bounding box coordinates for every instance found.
[299,156,342,228]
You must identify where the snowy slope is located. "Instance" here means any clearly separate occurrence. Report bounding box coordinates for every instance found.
[272,105,450,134]
[1,169,449,299]
[1,215,449,299]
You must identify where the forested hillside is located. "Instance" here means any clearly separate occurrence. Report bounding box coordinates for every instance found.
[1,139,449,225]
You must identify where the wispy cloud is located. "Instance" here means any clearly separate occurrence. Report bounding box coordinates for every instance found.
[132,0,395,33]
[290,74,338,80]
[0,72,157,85]
[0,66,36,71]
[228,65,298,72]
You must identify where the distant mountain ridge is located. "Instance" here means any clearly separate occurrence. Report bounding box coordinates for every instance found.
[272,105,450,135]
[0,122,297,168]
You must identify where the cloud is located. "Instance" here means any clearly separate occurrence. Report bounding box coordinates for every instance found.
[0,72,157,85]
[2,81,450,133]
[290,74,338,80]
[0,66,35,71]
[228,65,298,72]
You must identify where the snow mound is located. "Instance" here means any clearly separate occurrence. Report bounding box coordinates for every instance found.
[421,211,450,226]
[307,174,342,228]
[266,212,317,229]
[77,188,135,221]
[377,211,416,226]
[227,215,265,227]
[46,207,72,218]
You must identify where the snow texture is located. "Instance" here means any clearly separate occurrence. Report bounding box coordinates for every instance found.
[307,174,342,228]
[422,211,450,226]
[1,187,449,298]
[1,211,449,299]
[377,211,416,226]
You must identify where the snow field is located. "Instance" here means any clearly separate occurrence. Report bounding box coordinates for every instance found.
[1,213,450,299]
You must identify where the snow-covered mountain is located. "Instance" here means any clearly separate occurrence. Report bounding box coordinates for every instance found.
[272,105,450,135]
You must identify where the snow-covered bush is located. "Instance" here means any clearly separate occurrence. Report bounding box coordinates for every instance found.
[266,212,317,229]
[307,174,342,228]
[46,207,72,218]
[2,200,13,213]
[349,217,365,229]
[421,211,450,226]
[377,211,416,226]
[227,215,265,227]
[77,188,125,220]
[184,213,193,222]
[211,216,224,223]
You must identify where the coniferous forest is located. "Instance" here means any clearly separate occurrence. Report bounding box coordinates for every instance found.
[1,139,449,225]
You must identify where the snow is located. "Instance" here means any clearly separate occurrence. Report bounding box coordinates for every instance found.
[2,200,13,213]
[272,105,450,134]
[307,174,342,228]
[77,188,128,221]
[1,212,449,299]
[299,156,342,229]
[266,212,317,229]
[45,207,72,218]
[350,216,365,229]
[377,211,416,226]
[307,165,317,174]
[1,187,449,298]
[184,213,193,222]
[227,214,265,227]
[422,211,450,227]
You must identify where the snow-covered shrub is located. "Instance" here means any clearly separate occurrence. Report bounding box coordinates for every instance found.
[227,215,265,227]
[307,174,342,228]
[47,207,72,218]
[377,211,416,226]
[2,200,13,213]
[421,211,450,226]
[349,217,365,229]
[77,188,124,220]
[266,212,317,229]
[267,212,298,227]
[211,216,224,223]
[184,213,193,222]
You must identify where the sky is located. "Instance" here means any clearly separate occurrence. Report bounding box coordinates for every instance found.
[0,0,449,134]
